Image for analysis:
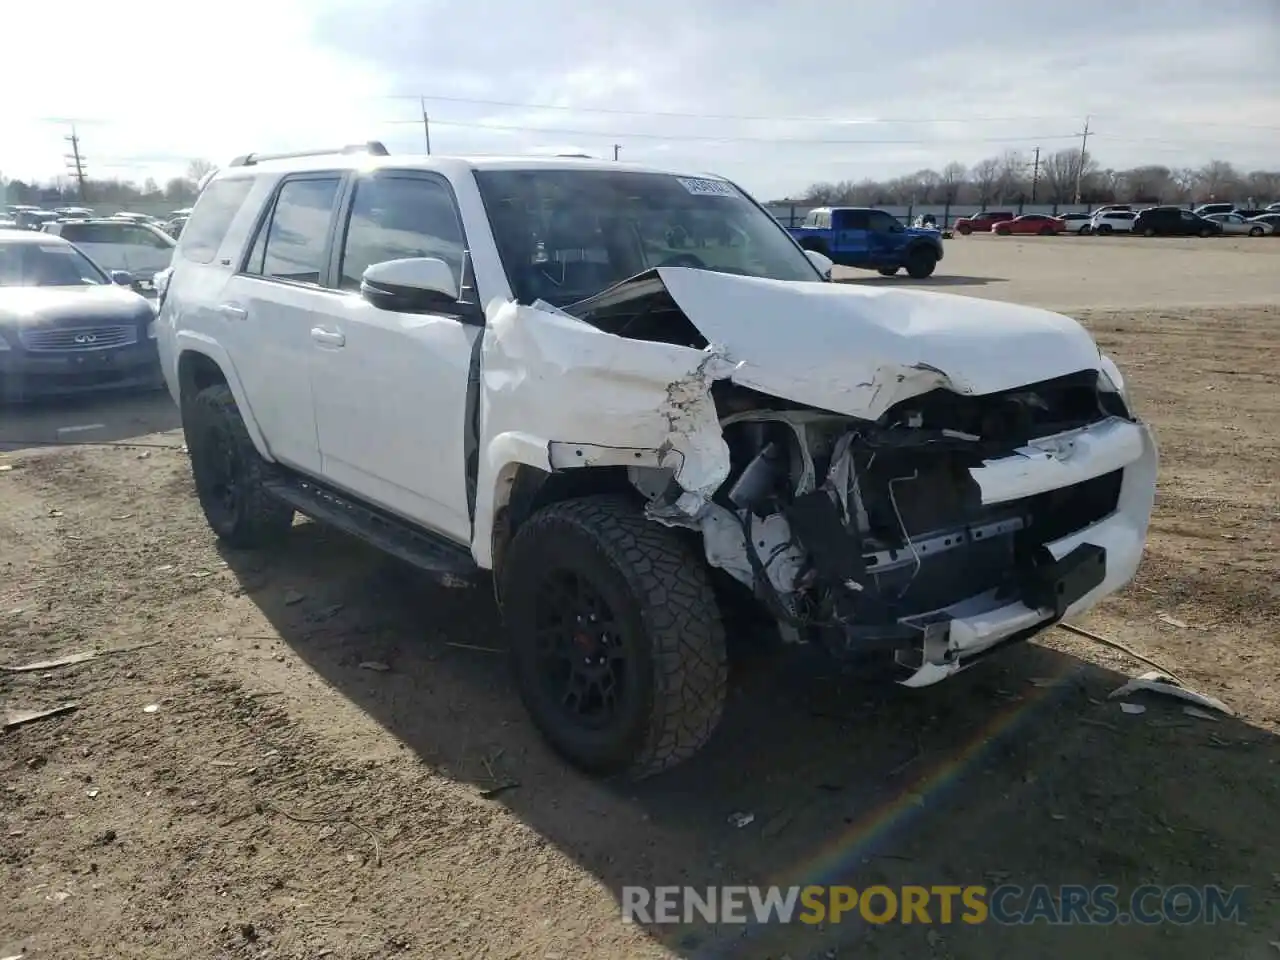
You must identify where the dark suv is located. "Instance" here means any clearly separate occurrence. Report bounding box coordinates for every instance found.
[1132,207,1223,238]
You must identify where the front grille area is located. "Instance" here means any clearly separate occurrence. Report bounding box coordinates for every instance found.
[20,325,137,352]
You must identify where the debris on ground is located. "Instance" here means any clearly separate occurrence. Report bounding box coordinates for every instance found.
[1108,671,1234,717]
[1056,622,1185,684]
[283,590,306,605]
[1119,703,1147,715]
[3,703,79,731]
[1183,706,1221,722]
[2,640,161,673]
[142,704,160,714]
[1157,614,1188,629]
[359,661,391,672]
[728,812,755,828]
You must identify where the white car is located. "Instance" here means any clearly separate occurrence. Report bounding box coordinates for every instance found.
[1090,211,1136,235]
[1058,213,1093,234]
[154,144,1157,779]
[1205,213,1272,237]
[42,218,176,285]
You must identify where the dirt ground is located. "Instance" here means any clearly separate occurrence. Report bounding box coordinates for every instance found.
[2,237,1279,959]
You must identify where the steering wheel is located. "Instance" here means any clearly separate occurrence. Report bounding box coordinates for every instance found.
[657,252,707,269]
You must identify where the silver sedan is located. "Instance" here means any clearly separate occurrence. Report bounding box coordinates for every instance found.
[1205,213,1274,236]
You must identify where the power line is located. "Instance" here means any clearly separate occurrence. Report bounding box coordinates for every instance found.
[381,117,1082,145]
[386,95,1280,131]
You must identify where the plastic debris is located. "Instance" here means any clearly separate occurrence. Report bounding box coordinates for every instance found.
[284,590,306,606]
[142,704,160,714]
[1157,614,1188,629]
[359,661,391,672]
[4,703,79,730]
[728,812,755,828]
[1108,670,1234,717]
[1119,702,1146,715]
[1183,706,1220,722]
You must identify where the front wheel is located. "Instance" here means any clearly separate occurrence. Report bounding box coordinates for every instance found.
[957,225,972,235]
[1039,226,1055,236]
[184,384,295,548]
[1200,228,1213,238]
[1143,227,1156,237]
[904,246,938,279]
[1098,224,1113,235]
[877,267,899,277]
[1249,226,1264,237]
[995,226,1011,236]
[501,495,728,779]
[1079,224,1092,235]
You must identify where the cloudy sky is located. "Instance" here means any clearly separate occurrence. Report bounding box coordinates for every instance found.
[2,0,1277,199]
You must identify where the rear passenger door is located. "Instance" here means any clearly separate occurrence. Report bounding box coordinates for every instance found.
[307,170,480,543]
[832,209,869,262]
[220,173,346,475]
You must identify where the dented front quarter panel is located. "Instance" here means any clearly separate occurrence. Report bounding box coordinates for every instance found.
[470,296,734,566]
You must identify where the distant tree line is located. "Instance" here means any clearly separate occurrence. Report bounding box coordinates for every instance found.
[1,159,217,208]
[786,152,1280,207]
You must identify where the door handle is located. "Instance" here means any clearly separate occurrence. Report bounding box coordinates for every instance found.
[217,303,247,321]
[310,326,345,348]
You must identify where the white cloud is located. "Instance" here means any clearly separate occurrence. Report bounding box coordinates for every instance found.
[2,0,1277,199]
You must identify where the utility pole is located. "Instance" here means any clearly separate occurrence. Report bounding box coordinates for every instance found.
[420,97,432,154]
[612,144,621,161]
[65,125,88,202]
[1030,146,1040,203]
[1072,115,1091,205]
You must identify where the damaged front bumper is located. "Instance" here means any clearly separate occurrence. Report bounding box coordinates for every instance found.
[889,416,1157,686]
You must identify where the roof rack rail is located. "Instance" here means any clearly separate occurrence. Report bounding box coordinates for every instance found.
[228,141,390,168]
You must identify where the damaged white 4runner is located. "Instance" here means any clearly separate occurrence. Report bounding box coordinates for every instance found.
[156,149,1157,780]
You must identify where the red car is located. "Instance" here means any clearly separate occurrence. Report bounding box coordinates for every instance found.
[993,214,1066,236]
[954,210,1015,234]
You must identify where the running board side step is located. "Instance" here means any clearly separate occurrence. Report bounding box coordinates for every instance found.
[264,475,479,586]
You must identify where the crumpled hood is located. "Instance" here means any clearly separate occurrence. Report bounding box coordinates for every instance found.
[654,267,1102,420]
[0,285,153,328]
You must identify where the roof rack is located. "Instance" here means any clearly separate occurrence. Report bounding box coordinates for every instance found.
[228,141,390,168]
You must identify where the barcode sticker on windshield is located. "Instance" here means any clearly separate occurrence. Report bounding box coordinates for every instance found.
[677,177,737,197]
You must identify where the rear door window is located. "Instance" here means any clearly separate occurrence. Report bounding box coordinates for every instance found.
[243,177,342,285]
[178,177,255,264]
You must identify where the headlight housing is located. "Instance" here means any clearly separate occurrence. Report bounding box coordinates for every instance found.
[1097,354,1131,417]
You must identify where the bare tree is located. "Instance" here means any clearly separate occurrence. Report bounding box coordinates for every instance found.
[1245,170,1280,203]
[971,157,1000,205]
[1122,165,1173,203]
[939,162,967,204]
[1170,168,1197,201]
[186,158,217,183]
[1196,160,1240,201]
[995,150,1027,202]
[801,181,840,204]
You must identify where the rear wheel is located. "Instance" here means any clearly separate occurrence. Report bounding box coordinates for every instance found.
[1039,226,1054,236]
[904,246,938,279]
[1249,226,1264,237]
[995,226,1011,236]
[1079,224,1092,235]
[1098,224,1113,235]
[877,267,899,277]
[501,495,728,779]
[957,225,972,235]
[1143,227,1156,237]
[184,384,294,548]
[1200,228,1212,238]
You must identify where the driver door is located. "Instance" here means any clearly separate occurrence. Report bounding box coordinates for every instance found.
[307,170,481,543]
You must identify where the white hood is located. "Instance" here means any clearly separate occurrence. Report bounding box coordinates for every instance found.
[654,267,1103,420]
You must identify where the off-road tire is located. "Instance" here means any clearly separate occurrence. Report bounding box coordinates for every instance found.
[501,495,728,779]
[877,267,899,277]
[184,383,294,549]
[904,246,938,279]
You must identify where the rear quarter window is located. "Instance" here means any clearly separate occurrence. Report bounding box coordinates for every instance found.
[178,178,255,265]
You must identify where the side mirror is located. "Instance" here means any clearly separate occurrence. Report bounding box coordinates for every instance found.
[361,257,463,312]
[110,270,134,286]
[804,248,834,280]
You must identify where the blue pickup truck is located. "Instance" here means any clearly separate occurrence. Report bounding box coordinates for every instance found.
[786,207,944,279]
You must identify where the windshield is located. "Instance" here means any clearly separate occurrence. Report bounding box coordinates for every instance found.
[0,241,110,287]
[473,169,820,306]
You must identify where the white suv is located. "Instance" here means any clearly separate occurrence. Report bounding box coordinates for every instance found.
[154,143,1157,778]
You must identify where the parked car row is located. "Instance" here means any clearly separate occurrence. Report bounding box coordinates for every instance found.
[953,203,1278,238]
[2,204,192,239]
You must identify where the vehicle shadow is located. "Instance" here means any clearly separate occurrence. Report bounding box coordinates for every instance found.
[0,388,179,453]
[834,274,1008,287]
[220,522,1279,960]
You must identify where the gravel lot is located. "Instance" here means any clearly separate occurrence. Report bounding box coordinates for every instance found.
[2,237,1278,959]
